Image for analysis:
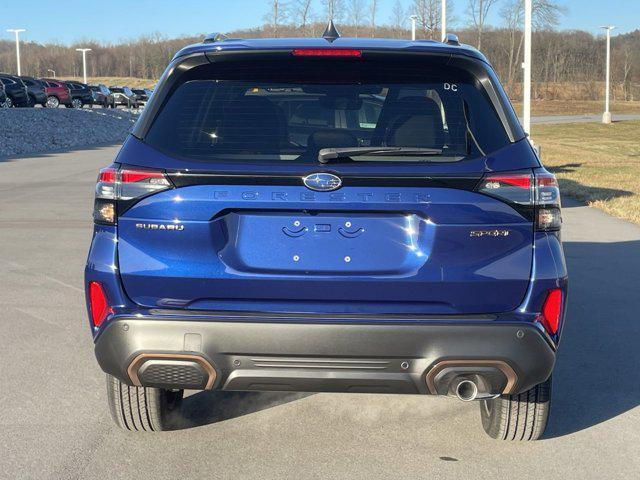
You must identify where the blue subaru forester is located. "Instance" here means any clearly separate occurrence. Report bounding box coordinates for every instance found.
[85,25,567,440]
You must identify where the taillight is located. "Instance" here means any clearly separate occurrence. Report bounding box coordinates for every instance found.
[88,281,113,328]
[534,171,561,231]
[292,48,362,57]
[536,288,563,335]
[475,172,533,205]
[93,164,172,225]
[475,169,561,231]
[119,167,171,200]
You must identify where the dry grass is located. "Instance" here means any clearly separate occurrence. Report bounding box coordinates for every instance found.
[511,100,640,116]
[66,77,157,89]
[533,120,640,225]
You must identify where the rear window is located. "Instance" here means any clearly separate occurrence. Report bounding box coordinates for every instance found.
[145,57,511,163]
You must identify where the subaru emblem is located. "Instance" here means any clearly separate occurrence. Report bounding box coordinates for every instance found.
[303,173,342,192]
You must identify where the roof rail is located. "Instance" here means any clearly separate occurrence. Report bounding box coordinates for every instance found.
[444,33,460,46]
[203,32,229,44]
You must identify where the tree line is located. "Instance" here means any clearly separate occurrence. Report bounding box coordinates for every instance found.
[0,0,638,101]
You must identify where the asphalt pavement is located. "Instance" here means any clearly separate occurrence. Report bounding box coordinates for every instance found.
[1,145,639,479]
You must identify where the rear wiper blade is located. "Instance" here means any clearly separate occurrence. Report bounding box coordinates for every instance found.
[318,146,443,164]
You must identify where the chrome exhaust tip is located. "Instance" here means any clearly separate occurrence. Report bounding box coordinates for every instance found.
[455,379,479,401]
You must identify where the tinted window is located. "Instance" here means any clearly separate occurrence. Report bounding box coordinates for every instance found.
[146,58,511,164]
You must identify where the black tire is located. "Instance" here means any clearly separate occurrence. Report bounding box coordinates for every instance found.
[3,97,14,108]
[480,377,551,441]
[71,98,83,109]
[106,374,184,431]
[45,96,59,108]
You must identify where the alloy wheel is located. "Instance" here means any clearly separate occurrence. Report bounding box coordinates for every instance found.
[46,96,59,108]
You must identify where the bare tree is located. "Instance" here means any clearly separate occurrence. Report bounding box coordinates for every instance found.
[500,0,563,85]
[348,0,368,36]
[265,0,289,37]
[468,0,498,50]
[390,0,406,37]
[369,0,378,36]
[323,0,346,22]
[412,0,440,39]
[614,43,634,100]
[293,0,314,31]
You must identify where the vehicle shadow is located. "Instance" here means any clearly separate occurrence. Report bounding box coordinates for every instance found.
[544,238,640,438]
[170,390,312,430]
[547,163,584,174]
[546,164,633,203]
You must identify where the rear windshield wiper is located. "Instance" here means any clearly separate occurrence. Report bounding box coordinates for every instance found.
[318,146,443,164]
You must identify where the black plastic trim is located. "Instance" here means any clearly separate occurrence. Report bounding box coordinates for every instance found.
[95,317,556,395]
[167,171,482,190]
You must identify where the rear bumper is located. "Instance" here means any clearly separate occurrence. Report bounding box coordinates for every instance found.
[94,315,556,396]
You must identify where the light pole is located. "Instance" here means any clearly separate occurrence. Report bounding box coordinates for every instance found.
[75,48,92,84]
[6,29,26,76]
[600,26,615,124]
[47,69,56,78]
[441,0,446,42]
[522,0,532,136]
[410,15,417,41]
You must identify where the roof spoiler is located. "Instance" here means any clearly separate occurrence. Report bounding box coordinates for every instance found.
[203,32,230,44]
[444,33,460,46]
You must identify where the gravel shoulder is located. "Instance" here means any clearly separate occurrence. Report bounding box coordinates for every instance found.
[0,108,138,158]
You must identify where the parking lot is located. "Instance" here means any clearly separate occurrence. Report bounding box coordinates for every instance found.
[1,145,639,479]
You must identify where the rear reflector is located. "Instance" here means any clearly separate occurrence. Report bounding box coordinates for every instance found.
[538,289,563,335]
[88,281,113,328]
[292,48,362,57]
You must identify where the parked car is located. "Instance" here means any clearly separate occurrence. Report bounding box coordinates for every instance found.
[86,29,567,440]
[19,76,48,107]
[89,84,116,108]
[63,81,93,108]
[131,88,150,105]
[0,74,30,107]
[0,83,7,108]
[41,79,72,108]
[109,86,138,108]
